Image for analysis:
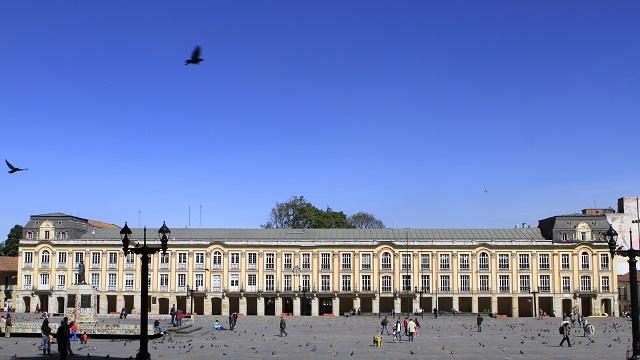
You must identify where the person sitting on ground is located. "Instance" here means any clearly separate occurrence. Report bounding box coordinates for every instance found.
[80,331,89,344]
[213,319,225,330]
[153,319,165,334]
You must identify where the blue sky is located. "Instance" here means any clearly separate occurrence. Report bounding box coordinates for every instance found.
[1,1,639,235]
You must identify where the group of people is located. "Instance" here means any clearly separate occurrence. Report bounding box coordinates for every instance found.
[169,305,185,327]
[379,316,420,342]
[39,316,90,357]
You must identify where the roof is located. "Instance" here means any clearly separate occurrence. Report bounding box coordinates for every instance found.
[0,257,18,272]
[618,271,640,282]
[33,212,74,217]
[87,220,119,229]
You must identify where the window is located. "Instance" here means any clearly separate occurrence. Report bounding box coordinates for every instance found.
[562,233,568,241]
[57,252,67,267]
[195,253,205,269]
[402,253,412,271]
[212,275,221,292]
[125,253,135,268]
[581,252,590,270]
[621,286,627,301]
[439,275,451,292]
[106,252,117,268]
[284,274,292,291]
[265,274,275,291]
[301,253,311,270]
[44,231,50,240]
[459,275,470,292]
[230,274,239,291]
[248,253,257,269]
[420,274,430,292]
[439,254,450,270]
[301,275,310,291]
[41,250,50,266]
[580,275,591,292]
[498,254,510,270]
[341,253,352,270]
[600,254,610,270]
[320,275,330,292]
[320,253,331,270]
[519,275,530,292]
[361,254,371,270]
[381,252,392,270]
[478,252,489,270]
[91,273,100,288]
[518,254,530,270]
[420,253,430,270]
[177,273,186,289]
[539,275,551,292]
[479,275,490,292]
[341,275,351,292]
[361,275,371,292]
[74,252,84,268]
[91,252,100,268]
[57,274,66,290]
[381,275,392,292]
[60,232,67,240]
[159,253,169,268]
[459,254,470,270]
[581,232,587,241]
[125,274,134,290]
[177,253,187,269]
[26,231,33,240]
[402,274,411,291]
[23,274,32,289]
[24,251,33,266]
[562,276,571,293]
[195,273,204,291]
[601,276,610,292]
[73,273,81,285]
[283,253,293,270]
[147,272,152,288]
[539,254,550,270]
[39,273,49,288]
[499,275,510,293]
[160,274,169,291]
[247,274,257,292]
[108,273,117,290]
[265,253,275,270]
[230,253,240,269]
[212,251,222,269]
[561,254,570,270]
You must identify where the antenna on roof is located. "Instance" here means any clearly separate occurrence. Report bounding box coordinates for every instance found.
[188,204,191,228]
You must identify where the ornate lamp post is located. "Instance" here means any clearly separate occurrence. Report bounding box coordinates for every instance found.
[186,285,195,315]
[120,221,170,360]
[606,225,640,359]
[415,286,424,318]
[529,288,539,319]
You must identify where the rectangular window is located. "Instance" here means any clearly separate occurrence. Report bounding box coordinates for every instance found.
[283,253,293,270]
[581,253,590,270]
[24,251,33,266]
[459,254,470,270]
[57,274,66,290]
[421,274,430,293]
[580,275,591,292]
[321,253,331,270]
[401,253,411,271]
[341,275,351,292]
[177,253,187,269]
[420,253,430,270]
[341,253,352,270]
[160,274,169,291]
[518,254,530,270]
[159,253,169,269]
[459,275,470,292]
[108,273,117,290]
[177,273,186,289]
[539,275,551,292]
[91,273,100,288]
[301,275,310,291]
[74,273,81,285]
[230,274,239,291]
[212,275,221,292]
[44,230,50,240]
[498,254,510,270]
[265,275,275,291]
[499,275,510,293]
[361,254,371,270]
[265,253,275,270]
[195,273,204,291]
[248,253,257,269]
[125,253,135,269]
[247,274,257,292]
[284,274,292,291]
[230,253,240,269]
[439,254,450,270]
[26,231,33,240]
[23,274,32,289]
[301,253,311,270]
[39,273,49,288]
[600,254,610,270]
[601,276,610,292]
[562,276,571,293]
[321,275,331,292]
[478,253,489,270]
[60,232,67,240]
[519,275,530,292]
[439,275,451,292]
[479,275,490,292]
[91,252,101,268]
[381,276,392,292]
[74,252,84,268]
[381,253,392,270]
[361,275,371,292]
[561,254,570,270]
[402,274,412,291]
[539,254,550,270]
[195,253,205,269]
[57,252,67,268]
[107,252,118,269]
[125,274,134,290]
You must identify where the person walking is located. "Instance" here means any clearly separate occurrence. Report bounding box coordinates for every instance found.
[57,317,70,359]
[381,316,391,335]
[232,312,238,329]
[170,305,176,326]
[477,313,484,332]
[394,320,403,343]
[41,317,51,355]
[570,313,576,326]
[63,317,74,356]
[559,320,572,347]
[176,309,184,327]
[413,318,421,336]
[228,314,234,330]
[407,319,416,342]
[433,308,438,319]
[403,317,409,336]
[4,314,12,338]
[279,315,288,337]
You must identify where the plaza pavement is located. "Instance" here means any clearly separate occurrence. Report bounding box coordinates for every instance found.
[0,314,632,359]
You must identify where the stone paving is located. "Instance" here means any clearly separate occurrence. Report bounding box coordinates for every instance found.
[0,314,633,359]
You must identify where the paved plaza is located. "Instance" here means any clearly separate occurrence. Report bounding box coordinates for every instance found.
[0,314,633,359]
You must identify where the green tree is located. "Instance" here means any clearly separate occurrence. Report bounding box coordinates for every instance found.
[348,212,385,229]
[0,225,23,256]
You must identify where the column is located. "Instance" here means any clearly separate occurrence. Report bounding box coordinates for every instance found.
[412,295,419,313]
[373,296,380,315]
[239,295,247,315]
[99,295,108,314]
[311,296,319,316]
[491,295,498,314]
[393,297,401,314]
[354,296,361,312]
[257,297,265,316]
[116,295,125,314]
[553,295,562,318]
[205,296,212,315]
[512,296,519,318]
[472,296,478,313]
[293,296,300,316]
[452,295,459,312]
[332,297,339,316]
[222,296,229,315]
[275,295,282,316]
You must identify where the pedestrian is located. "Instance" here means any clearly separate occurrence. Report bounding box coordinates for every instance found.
[279,315,288,337]
[413,318,421,336]
[357,308,361,316]
[170,305,176,326]
[570,313,576,326]
[407,318,416,342]
[391,308,396,318]
[57,317,70,360]
[433,307,438,319]
[0,315,6,336]
[403,317,409,336]
[64,317,74,356]
[477,313,484,332]
[394,320,403,343]
[228,314,233,330]
[559,320,571,347]
[153,319,164,334]
[5,314,12,338]
[120,307,127,319]
[176,310,184,327]
[232,312,238,329]
[36,303,41,314]
[80,331,89,345]
[41,317,51,355]
[381,316,390,335]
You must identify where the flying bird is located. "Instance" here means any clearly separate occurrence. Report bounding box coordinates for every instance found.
[5,159,27,173]
[185,46,203,65]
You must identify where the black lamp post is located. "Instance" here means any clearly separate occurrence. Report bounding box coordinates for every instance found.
[606,224,640,359]
[415,286,424,318]
[529,288,539,319]
[120,221,170,360]
[186,285,195,315]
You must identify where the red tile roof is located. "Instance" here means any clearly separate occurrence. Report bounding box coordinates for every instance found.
[0,256,18,272]
[618,271,640,282]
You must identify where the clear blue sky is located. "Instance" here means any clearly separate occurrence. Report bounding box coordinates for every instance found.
[1,1,639,235]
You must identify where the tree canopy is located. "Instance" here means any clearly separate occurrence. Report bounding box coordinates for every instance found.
[0,224,23,256]
[262,196,384,229]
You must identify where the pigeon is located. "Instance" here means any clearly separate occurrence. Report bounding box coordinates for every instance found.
[520,350,524,354]
[185,46,203,65]
[5,159,27,173]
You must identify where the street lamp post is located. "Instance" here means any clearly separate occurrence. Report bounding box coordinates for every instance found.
[186,285,195,315]
[606,224,640,359]
[120,221,170,360]
[292,266,302,316]
[415,286,424,318]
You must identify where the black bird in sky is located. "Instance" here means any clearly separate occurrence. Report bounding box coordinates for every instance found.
[185,46,203,65]
[5,159,27,173]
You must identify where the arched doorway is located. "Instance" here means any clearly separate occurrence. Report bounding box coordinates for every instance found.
[194,297,204,315]
[158,298,170,314]
[38,295,49,313]
[211,298,222,315]
[264,297,275,315]
[282,297,293,314]
[23,296,31,313]
[57,297,65,314]
[601,299,612,316]
[319,297,332,315]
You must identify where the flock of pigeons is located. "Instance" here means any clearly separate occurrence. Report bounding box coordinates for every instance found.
[5,46,204,176]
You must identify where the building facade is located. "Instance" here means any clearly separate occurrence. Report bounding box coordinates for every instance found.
[617,271,639,316]
[15,212,618,317]
[0,256,18,309]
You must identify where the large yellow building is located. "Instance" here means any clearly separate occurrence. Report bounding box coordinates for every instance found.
[16,212,618,317]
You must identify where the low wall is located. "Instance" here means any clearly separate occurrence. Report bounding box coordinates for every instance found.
[8,322,157,337]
